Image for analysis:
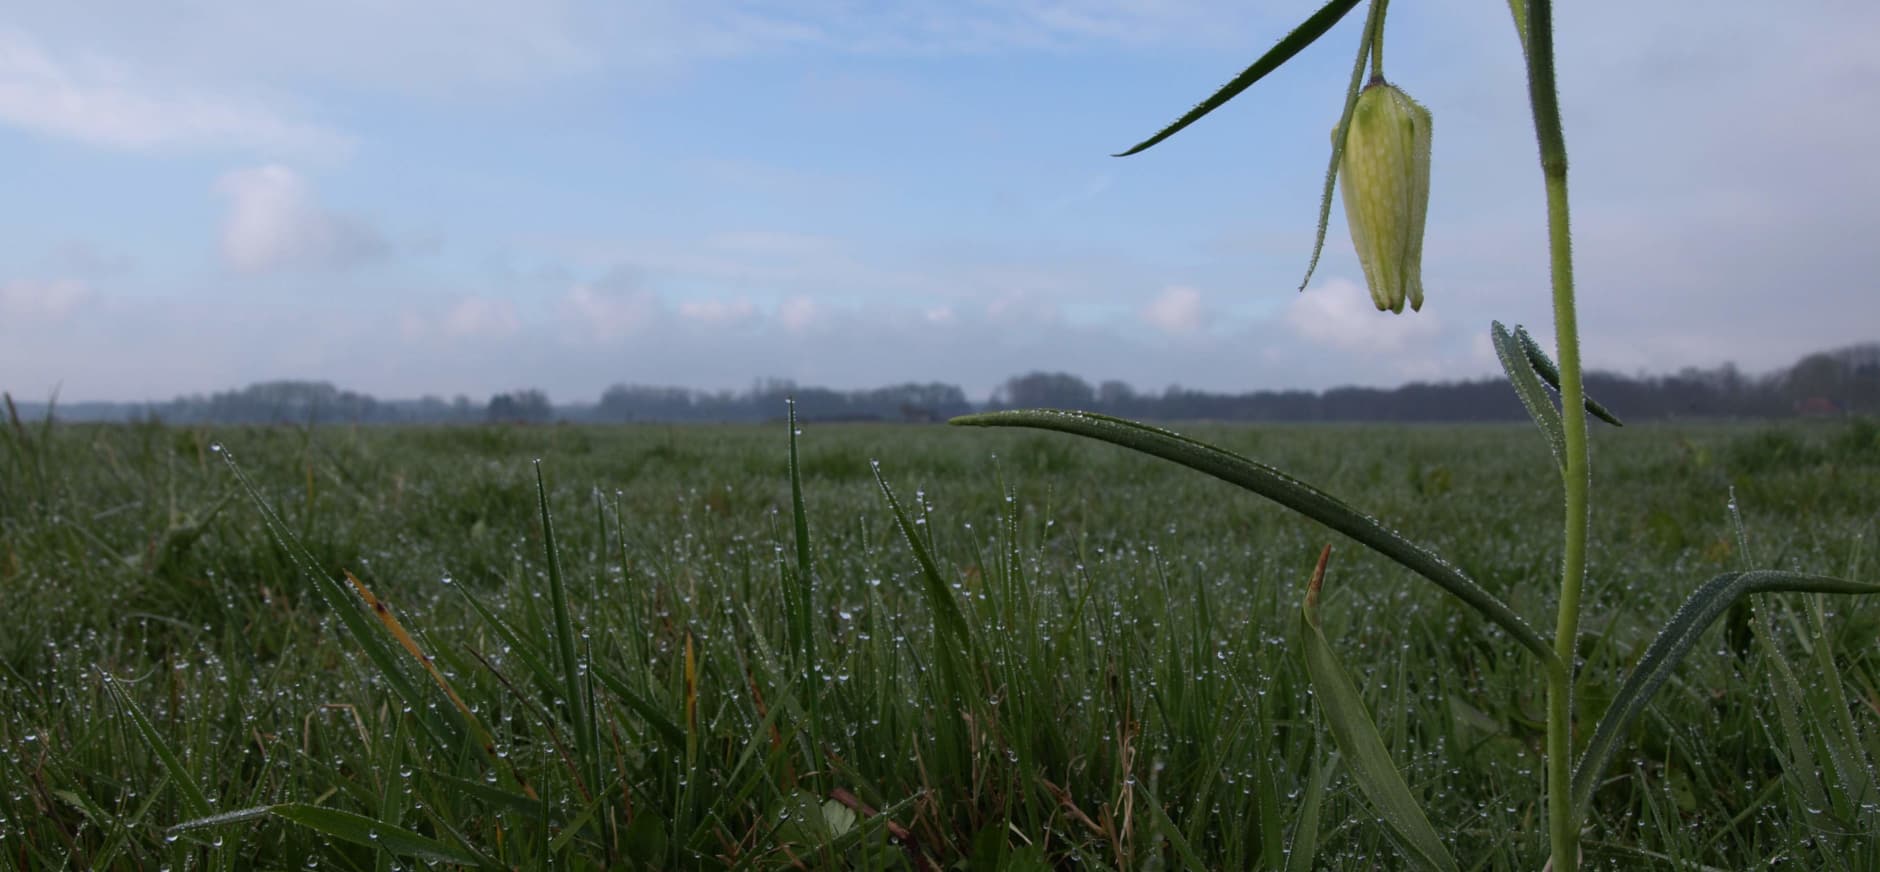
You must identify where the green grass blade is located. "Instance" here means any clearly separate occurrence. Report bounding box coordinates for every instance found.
[1299,0,1384,291]
[535,462,585,734]
[1571,570,1880,819]
[218,447,462,750]
[1284,753,1337,872]
[1135,782,1208,871]
[1114,0,1362,156]
[870,461,974,654]
[951,409,1553,662]
[99,671,212,820]
[1299,548,1459,872]
[1491,321,1566,470]
[1513,325,1623,426]
[534,461,604,817]
[270,803,485,865]
[168,805,272,834]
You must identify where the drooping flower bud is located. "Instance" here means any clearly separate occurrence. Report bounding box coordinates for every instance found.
[1334,80,1431,313]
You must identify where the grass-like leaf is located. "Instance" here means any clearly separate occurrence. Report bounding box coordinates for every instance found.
[1284,752,1336,872]
[1115,0,1362,157]
[1491,321,1566,470]
[951,409,1554,661]
[1571,569,1880,819]
[870,462,974,655]
[271,803,490,865]
[1299,547,1459,872]
[99,671,212,819]
[1513,325,1623,426]
[219,448,464,750]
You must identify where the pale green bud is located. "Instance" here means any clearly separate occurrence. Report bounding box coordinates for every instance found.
[1334,80,1432,313]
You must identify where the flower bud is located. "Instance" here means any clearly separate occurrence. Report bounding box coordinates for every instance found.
[1334,80,1431,313]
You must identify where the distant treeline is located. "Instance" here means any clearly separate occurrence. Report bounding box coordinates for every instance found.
[13,343,1878,426]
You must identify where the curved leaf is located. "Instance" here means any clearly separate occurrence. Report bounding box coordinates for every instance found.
[1513,325,1622,426]
[271,804,486,865]
[951,409,1554,661]
[1300,547,1459,872]
[100,671,212,819]
[1492,321,1565,470]
[870,462,974,654]
[1571,570,1880,818]
[1115,0,1363,157]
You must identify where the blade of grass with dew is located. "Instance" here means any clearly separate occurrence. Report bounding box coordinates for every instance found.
[217,447,463,751]
[1513,325,1623,426]
[1135,781,1208,871]
[1802,593,1878,814]
[1571,570,1880,819]
[269,803,493,867]
[1491,320,1566,470]
[782,401,826,784]
[869,461,976,660]
[533,461,608,847]
[1298,546,1459,872]
[951,409,1554,662]
[342,570,494,754]
[98,670,212,820]
[1114,0,1361,156]
[1284,752,1337,872]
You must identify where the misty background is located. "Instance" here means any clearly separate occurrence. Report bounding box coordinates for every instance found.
[2,1,1877,404]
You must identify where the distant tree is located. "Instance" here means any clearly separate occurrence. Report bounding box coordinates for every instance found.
[998,372,1096,409]
[487,389,553,424]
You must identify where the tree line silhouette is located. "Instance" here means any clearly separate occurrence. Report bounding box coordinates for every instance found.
[15,343,1877,426]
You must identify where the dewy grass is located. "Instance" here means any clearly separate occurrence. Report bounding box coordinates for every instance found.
[3,421,1877,867]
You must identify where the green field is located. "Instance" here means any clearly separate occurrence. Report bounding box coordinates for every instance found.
[2,417,1877,869]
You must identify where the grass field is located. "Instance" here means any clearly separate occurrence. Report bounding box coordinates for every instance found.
[2,415,1877,869]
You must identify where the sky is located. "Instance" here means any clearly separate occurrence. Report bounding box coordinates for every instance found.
[1,0,1877,404]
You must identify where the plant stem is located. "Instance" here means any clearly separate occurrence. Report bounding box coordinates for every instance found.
[1369,0,1389,79]
[1520,1,1586,870]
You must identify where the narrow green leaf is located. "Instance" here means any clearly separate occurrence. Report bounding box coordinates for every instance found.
[99,671,212,819]
[1299,548,1459,872]
[951,409,1553,662]
[218,449,462,750]
[587,664,688,749]
[1491,321,1566,470]
[1284,753,1337,872]
[1513,325,1623,426]
[535,462,585,734]
[1135,782,1208,872]
[1299,0,1386,291]
[1571,570,1880,819]
[168,805,273,834]
[1115,0,1363,156]
[271,803,483,864]
[870,462,974,652]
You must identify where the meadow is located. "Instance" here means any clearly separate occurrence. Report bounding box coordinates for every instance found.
[1,415,1876,869]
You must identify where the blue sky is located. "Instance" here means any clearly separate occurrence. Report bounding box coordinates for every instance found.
[2,0,1877,403]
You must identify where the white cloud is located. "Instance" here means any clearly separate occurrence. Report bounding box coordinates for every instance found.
[0,278,91,322]
[1286,278,1444,356]
[676,297,757,325]
[777,296,818,332]
[216,165,388,273]
[441,297,521,339]
[1140,284,1203,334]
[561,280,660,340]
[0,29,348,156]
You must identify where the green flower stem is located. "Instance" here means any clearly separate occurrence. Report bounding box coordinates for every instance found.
[1369,0,1389,78]
[1520,1,1586,870]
